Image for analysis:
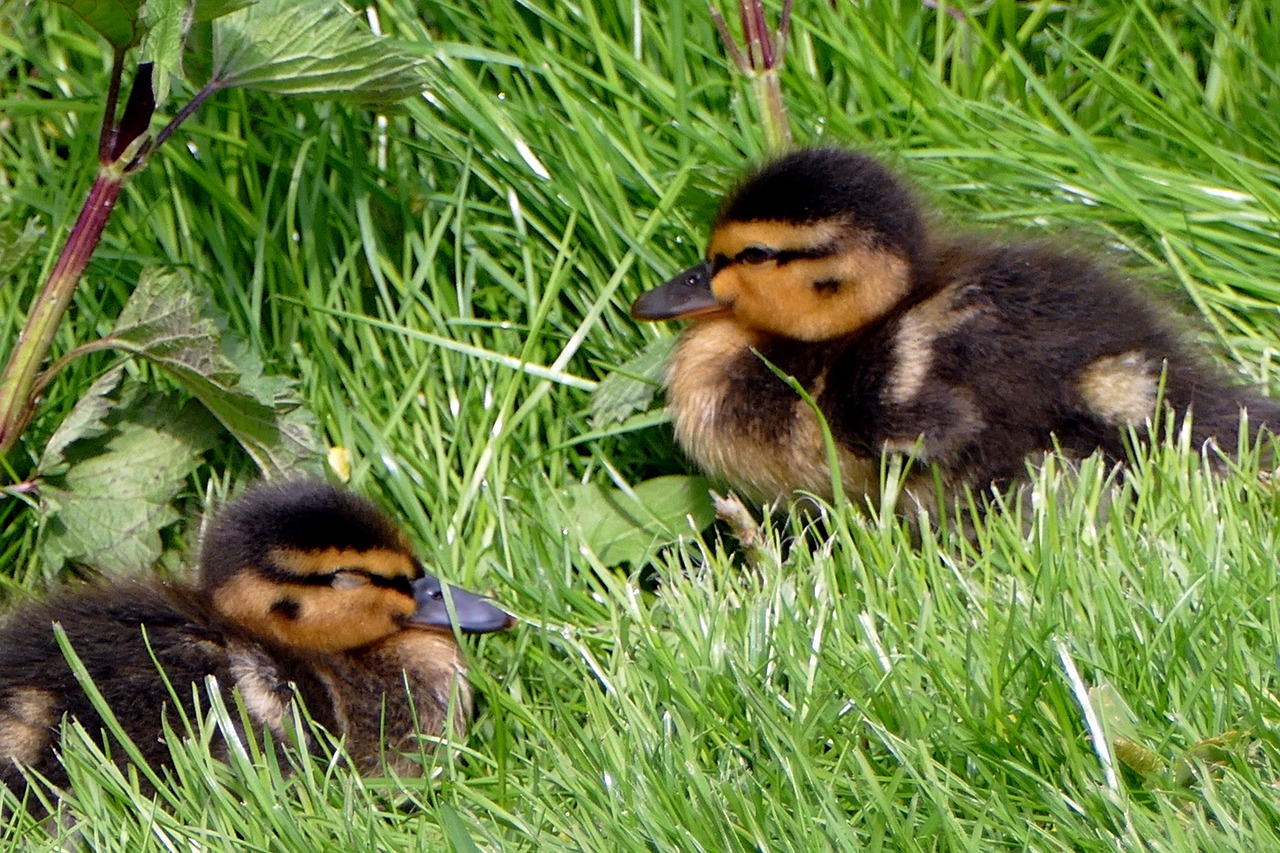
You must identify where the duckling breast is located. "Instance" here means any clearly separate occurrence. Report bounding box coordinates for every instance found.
[307,632,470,777]
[665,318,881,501]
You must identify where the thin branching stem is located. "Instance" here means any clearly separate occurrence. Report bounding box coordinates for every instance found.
[97,45,127,165]
[30,341,126,402]
[153,81,222,152]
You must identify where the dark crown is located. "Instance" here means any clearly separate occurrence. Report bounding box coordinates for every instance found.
[198,480,408,588]
[716,148,925,264]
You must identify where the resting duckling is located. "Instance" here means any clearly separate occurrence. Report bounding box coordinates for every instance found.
[632,148,1278,508]
[0,480,512,800]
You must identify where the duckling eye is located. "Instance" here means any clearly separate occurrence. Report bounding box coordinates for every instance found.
[327,568,416,597]
[737,246,777,265]
[331,571,369,590]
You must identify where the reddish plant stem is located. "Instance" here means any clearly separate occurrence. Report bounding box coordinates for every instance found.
[710,0,794,150]
[0,64,214,461]
[154,81,220,151]
[0,174,123,456]
[97,45,127,164]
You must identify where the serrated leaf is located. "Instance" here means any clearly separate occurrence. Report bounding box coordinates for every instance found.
[140,0,191,104]
[181,337,323,477]
[0,217,47,273]
[105,268,323,477]
[564,475,715,566]
[210,0,425,103]
[52,0,145,48]
[38,365,126,476]
[590,336,673,429]
[38,383,220,575]
[110,267,227,378]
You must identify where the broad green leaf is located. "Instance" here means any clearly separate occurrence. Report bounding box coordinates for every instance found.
[52,0,145,48]
[564,475,715,566]
[180,338,323,478]
[193,0,253,22]
[210,0,425,103]
[109,268,226,378]
[0,217,47,273]
[140,0,190,104]
[590,336,674,429]
[106,268,323,477]
[38,365,126,476]
[38,381,220,575]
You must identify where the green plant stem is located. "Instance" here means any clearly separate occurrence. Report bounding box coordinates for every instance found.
[0,172,124,457]
[753,68,792,150]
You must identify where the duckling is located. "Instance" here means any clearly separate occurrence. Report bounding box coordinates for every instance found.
[632,148,1278,508]
[0,480,512,800]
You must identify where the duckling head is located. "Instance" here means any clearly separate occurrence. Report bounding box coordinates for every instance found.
[633,149,928,341]
[200,481,511,654]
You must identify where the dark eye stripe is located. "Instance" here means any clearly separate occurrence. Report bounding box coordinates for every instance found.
[258,566,413,595]
[334,568,414,595]
[713,243,839,271]
[774,244,838,265]
[365,572,414,595]
[736,246,777,265]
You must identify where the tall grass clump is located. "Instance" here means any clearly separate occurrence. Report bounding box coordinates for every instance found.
[2,0,1278,850]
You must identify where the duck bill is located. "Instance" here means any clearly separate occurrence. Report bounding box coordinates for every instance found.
[630,260,730,321]
[408,575,514,634]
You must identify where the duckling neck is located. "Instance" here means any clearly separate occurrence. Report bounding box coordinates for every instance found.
[665,318,880,500]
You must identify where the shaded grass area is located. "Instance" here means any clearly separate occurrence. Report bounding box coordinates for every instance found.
[2,0,1280,849]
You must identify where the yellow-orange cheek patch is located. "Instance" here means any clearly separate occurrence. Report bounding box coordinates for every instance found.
[213,572,415,653]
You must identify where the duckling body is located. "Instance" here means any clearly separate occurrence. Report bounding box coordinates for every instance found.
[0,481,511,799]
[634,149,1278,506]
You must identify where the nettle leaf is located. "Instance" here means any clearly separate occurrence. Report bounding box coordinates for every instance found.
[38,365,127,476]
[110,267,226,377]
[193,0,254,22]
[181,338,323,478]
[52,0,145,48]
[590,336,673,429]
[141,0,192,104]
[210,0,425,103]
[106,267,323,477]
[564,475,716,566]
[37,380,220,575]
[0,218,47,273]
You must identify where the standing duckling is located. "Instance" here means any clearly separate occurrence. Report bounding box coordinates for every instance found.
[0,480,512,800]
[632,148,1278,508]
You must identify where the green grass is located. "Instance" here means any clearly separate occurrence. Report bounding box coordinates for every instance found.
[3,0,1280,849]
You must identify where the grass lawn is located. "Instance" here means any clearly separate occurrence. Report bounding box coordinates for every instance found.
[2,0,1280,849]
